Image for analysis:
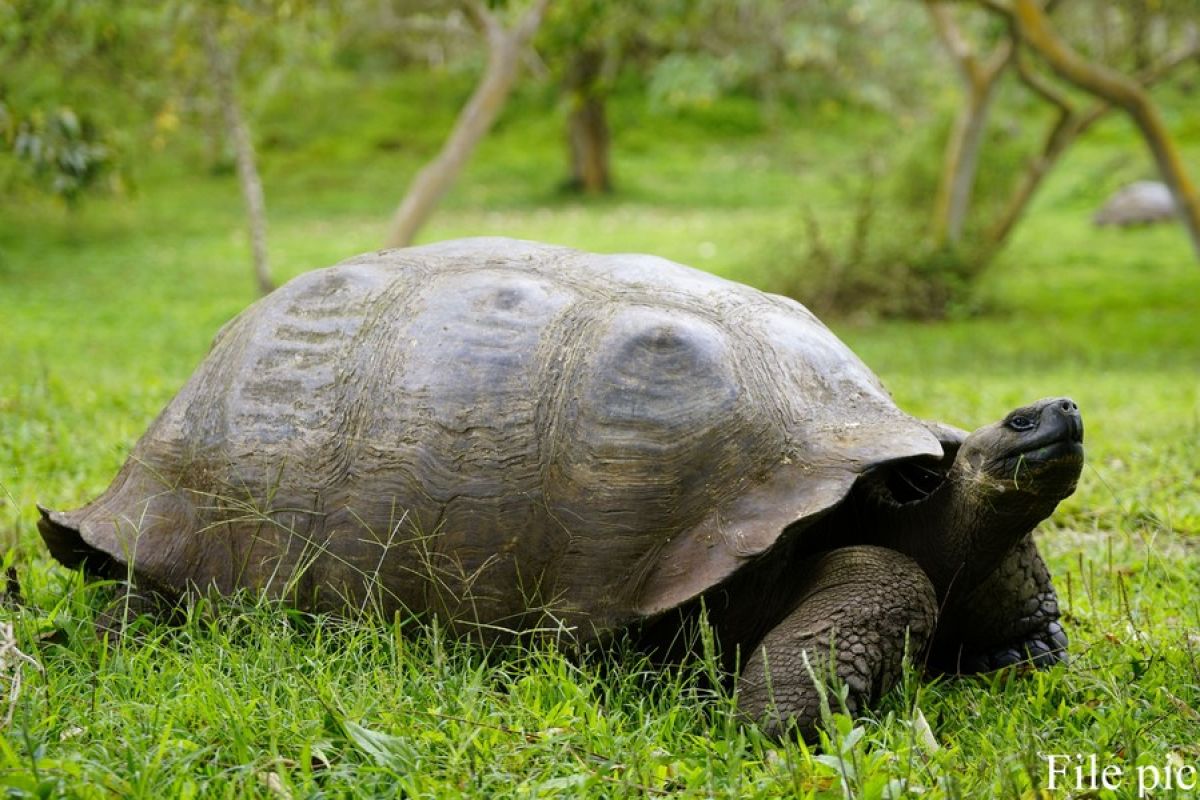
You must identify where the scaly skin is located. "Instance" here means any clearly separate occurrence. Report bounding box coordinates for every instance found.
[933,534,1067,673]
[736,546,937,741]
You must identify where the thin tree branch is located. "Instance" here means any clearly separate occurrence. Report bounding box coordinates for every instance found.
[1014,49,1072,114]
[384,0,551,248]
[927,3,979,79]
[460,0,501,41]
[514,0,550,42]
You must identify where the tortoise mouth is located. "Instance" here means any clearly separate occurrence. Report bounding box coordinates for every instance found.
[999,407,1084,466]
[1016,438,1083,463]
[996,433,1083,498]
[1001,434,1083,470]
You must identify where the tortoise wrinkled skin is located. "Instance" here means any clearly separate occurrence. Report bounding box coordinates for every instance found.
[40,238,1083,741]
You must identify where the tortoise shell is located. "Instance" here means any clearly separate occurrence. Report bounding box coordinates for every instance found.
[42,238,942,641]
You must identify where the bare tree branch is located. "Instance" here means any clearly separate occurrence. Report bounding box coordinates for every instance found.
[384,0,550,249]
[1014,50,1072,114]
[460,0,501,41]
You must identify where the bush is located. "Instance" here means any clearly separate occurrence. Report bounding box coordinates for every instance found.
[764,207,989,321]
[761,107,1032,320]
[1,102,116,205]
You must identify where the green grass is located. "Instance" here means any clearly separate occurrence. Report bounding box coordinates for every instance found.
[3,67,1200,798]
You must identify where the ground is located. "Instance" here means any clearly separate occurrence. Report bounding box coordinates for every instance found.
[1,72,1199,798]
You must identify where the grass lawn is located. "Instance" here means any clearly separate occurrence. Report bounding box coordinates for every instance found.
[2,72,1199,798]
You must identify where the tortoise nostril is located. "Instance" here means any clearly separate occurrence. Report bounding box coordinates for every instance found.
[1058,399,1077,414]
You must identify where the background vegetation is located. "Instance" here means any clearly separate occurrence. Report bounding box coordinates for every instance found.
[2,0,1199,796]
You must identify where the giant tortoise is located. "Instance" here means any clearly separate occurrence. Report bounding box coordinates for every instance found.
[40,238,1084,739]
[1094,180,1177,226]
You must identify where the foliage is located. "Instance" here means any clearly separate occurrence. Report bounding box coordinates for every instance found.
[1051,0,1200,74]
[0,0,162,203]
[643,0,939,117]
[5,0,1196,297]
[0,103,114,205]
[757,105,1036,320]
[0,0,339,200]
[331,1,478,73]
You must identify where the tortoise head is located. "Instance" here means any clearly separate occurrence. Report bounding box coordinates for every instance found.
[952,397,1084,505]
[872,398,1083,600]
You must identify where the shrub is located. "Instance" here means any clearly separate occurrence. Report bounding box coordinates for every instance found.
[761,108,1032,320]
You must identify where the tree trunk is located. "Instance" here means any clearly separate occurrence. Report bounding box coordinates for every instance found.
[565,48,611,194]
[936,85,999,243]
[201,13,274,296]
[927,3,1013,246]
[384,0,550,249]
[1005,0,1200,262]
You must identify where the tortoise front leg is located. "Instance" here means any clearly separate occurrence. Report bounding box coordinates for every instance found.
[932,534,1067,673]
[736,546,937,741]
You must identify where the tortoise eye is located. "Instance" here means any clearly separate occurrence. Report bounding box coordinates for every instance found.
[1008,415,1036,432]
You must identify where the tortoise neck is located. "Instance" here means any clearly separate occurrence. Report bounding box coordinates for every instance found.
[871,473,1047,602]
